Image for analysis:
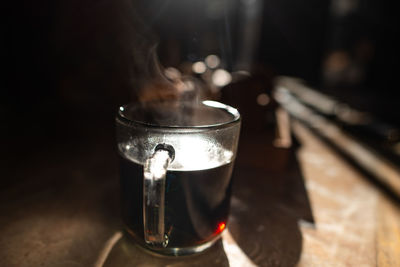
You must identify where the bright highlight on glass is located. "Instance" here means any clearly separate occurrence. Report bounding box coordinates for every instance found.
[203,100,240,119]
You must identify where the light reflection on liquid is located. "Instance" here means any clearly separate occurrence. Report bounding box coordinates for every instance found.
[169,135,233,171]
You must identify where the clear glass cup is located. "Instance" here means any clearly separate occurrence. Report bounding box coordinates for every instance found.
[116,100,241,256]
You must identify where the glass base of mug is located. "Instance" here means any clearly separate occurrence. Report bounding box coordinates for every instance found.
[125,227,221,256]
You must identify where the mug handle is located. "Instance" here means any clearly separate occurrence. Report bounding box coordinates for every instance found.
[143,144,174,248]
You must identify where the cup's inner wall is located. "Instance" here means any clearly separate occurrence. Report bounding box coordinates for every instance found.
[120,101,237,127]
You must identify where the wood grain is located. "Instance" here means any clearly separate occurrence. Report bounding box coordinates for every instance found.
[294,121,400,267]
[376,196,400,267]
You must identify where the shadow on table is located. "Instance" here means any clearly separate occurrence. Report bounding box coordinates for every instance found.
[227,134,314,266]
[104,236,229,266]
[104,134,313,267]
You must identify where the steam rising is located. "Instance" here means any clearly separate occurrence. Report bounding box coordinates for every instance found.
[131,44,210,104]
[127,0,235,117]
[120,100,238,127]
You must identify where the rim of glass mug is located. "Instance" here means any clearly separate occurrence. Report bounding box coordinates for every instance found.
[116,100,240,130]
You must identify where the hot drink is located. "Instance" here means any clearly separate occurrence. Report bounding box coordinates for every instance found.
[119,145,234,249]
[116,100,240,255]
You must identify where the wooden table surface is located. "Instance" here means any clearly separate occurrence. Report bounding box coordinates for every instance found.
[293,122,400,267]
[1,118,399,266]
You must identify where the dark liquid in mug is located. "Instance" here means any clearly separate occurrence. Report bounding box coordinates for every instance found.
[119,155,233,248]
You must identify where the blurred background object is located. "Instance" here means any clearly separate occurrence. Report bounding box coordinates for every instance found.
[4,0,398,132]
[275,76,400,199]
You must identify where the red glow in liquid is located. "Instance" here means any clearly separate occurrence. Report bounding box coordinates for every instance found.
[216,222,226,234]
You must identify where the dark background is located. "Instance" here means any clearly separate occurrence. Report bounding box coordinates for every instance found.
[2,0,400,173]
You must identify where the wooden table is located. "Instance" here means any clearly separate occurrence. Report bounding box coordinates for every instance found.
[1,118,399,266]
[293,122,400,267]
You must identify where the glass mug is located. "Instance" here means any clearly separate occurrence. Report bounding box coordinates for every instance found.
[116,100,241,256]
